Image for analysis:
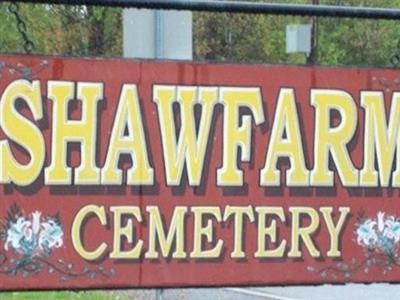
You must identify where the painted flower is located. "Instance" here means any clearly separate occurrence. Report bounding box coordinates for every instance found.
[5,217,31,252]
[39,219,63,250]
[32,211,41,235]
[4,211,63,257]
[356,219,378,247]
[383,217,400,243]
[356,211,400,255]
[377,212,385,232]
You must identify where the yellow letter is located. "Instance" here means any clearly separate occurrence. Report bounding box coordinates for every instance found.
[223,205,255,258]
[102,84,154,185]
[145,206,187,259]
[288,207,320,258]
[45,81,103,185]
[255,207,287,258]
[320,207,350,257]
[0,79,44,186]
[361,92,400,187]
[110,206,143,259]
[217,87,265,186]
[153,86,217,186]
[71,205,107,261]
[311,90,358,186]
[190,206,223,258]
[260,88,309,186]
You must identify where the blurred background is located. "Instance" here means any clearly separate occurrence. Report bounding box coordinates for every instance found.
[1,0,400,67]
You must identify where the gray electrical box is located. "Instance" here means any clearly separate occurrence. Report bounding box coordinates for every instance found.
[286,24,312,54]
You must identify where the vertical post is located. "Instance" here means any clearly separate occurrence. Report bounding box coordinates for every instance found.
[122,8,193,300]
[156,288,164,300]
[307,0,319,64]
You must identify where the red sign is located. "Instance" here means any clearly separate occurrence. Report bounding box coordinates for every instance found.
[0,54,400,290]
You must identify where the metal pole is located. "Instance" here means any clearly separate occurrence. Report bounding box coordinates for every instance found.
[4,0,400,20]
[156,288,163,300]
[307,0,319,65]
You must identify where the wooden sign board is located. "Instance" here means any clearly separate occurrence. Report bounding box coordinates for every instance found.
[0,54,399,290]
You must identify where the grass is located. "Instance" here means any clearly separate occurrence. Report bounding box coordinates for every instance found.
[0,291,122,300]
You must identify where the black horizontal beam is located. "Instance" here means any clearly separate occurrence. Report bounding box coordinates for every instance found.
[2,0,400,20]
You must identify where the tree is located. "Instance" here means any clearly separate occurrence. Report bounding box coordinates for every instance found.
[0,3,122,57]
[1,1,400,68]
[193,0,400,67]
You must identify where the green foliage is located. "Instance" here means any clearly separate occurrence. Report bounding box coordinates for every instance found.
[0,291,124,300]
[193,11,308,64]
[194,0,400,67]
[0,3,122,57]
[316,0,400,66]
[1,1,400,67]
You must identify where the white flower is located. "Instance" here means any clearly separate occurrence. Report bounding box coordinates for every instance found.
[32,211,41,235]
[383,217,400,243]
[356,219,378,247]
[356,212,400,251]
[4,210,63,257]
[39,219,63,250]
[5,217,31,252]
[377,212,386,233]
